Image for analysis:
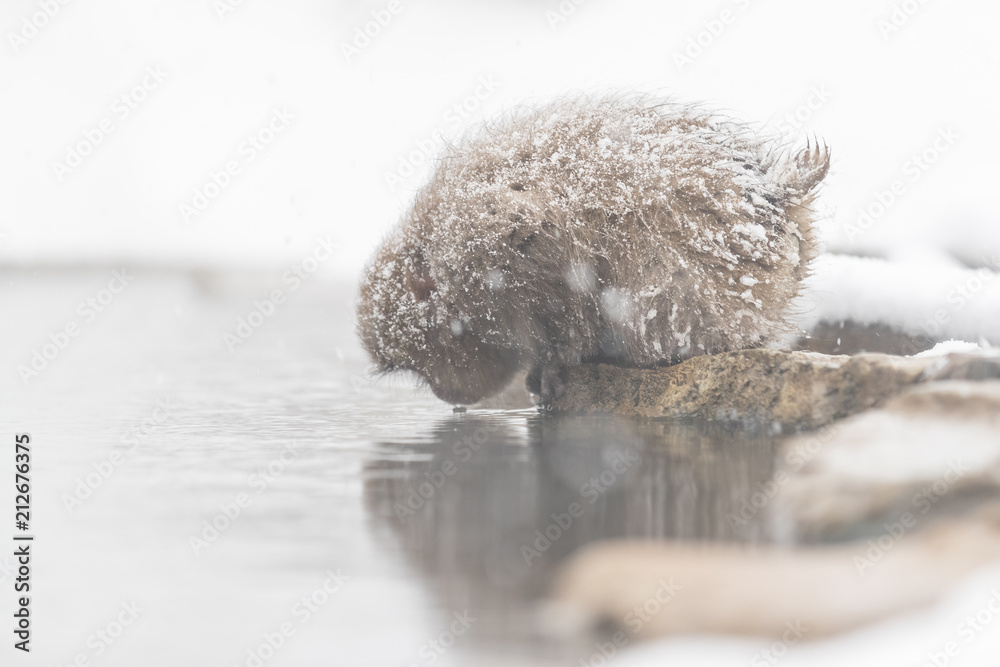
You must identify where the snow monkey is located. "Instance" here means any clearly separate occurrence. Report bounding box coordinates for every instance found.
[357,96,830,406]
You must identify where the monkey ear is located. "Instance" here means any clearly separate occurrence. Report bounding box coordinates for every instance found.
[782,139,831,196]
[407,267,437,302]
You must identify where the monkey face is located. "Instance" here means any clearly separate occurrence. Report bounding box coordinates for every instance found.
[418,327,522,405]
[357,234,521,405]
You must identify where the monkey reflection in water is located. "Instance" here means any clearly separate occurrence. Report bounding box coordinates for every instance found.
[362,414,779,645]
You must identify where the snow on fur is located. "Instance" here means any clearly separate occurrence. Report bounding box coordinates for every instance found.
[358,96,830,404]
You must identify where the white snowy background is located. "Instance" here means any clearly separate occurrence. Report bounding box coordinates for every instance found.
[3,1,1000,666]
[3,0,999,340]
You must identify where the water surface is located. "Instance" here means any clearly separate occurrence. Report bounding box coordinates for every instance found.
[1,269,780,666]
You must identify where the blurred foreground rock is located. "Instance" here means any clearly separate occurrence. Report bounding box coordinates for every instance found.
[549,373,1000,643]
[550,509,1000,640]
[772,380,1000,542]
[552,349,1000,427]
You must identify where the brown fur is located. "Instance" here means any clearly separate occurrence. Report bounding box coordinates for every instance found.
[357,96,830,405]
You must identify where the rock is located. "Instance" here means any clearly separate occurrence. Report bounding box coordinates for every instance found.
[793,319,935,356]
[549,509,1000,640]
[552,349,1000,428]
[771,380,1000,542]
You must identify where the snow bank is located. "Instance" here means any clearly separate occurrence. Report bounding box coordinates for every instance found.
[914,340,984,358]
[795,254,1000,345]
